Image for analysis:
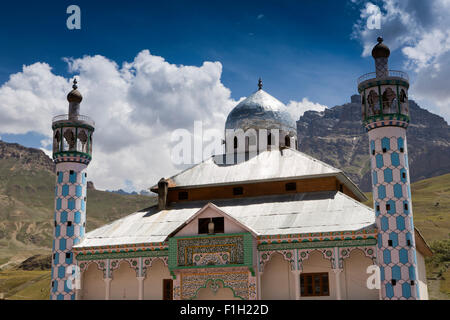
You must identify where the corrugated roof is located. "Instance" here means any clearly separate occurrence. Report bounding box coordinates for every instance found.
[155,148,366,201]
[165,148,340,187]
[74,191,376,248]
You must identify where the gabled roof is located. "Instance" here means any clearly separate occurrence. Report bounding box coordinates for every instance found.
[152,148,367,201]
[74,191,376,248]
[169,202,259,237]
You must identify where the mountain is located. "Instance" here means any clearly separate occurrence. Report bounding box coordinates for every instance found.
[297,96,450,191]
[0,140,156,267]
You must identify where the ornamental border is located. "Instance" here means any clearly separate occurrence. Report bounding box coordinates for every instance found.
[257,238,377,251]
[76,249,169,261]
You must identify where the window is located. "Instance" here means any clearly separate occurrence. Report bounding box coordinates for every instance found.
[382,148,387,153]
[402,172,406,179]
[407,240,411,246]
[285,136,291,147]
[372,150,375,155]
[178,191,188,200]
[54,220,57,227]
[198,217,224,234]
[285,182,296,191]
[70,170,74,175]
[233,187,243,195]
[267,133,272,146]
[66,253,71,259]
[67,221,72,227]
[300,273,329,297]
[234,137,238,149]
[411,281,415,286]
[391,279,397,286]
[376,205,380,212]
[85,173,87,178]
[339,184,343,192]
[53,253,56,260]
[400,147,404,153]
[163,279,173,300]
[388,240,393,247]
[404,203,408,210]
[386,204,391,211]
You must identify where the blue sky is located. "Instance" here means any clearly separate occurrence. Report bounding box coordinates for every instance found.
[0,0,386,106]
[0,0,448,191]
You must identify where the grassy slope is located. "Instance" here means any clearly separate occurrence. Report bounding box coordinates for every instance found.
[364,173,450,242]
[0,157,156,267]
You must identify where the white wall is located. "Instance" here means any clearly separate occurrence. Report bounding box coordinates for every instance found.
[261,253,293,300]
[416,251,429,300]
[300,251,336,300]
[110,261,139,300]
[343,249,380,300]
[82,263,105,300]
[143,258,171,300]
[174,207,246,237]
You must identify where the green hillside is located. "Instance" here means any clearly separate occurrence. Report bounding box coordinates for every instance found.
[0,153,156,269]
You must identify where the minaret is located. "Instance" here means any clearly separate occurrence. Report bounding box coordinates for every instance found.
[358,37,419,300]
[50,79,95,300]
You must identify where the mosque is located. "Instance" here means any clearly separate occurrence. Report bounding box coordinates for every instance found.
[49,38,432,300]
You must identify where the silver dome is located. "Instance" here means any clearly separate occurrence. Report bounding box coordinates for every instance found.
[225,89,296,134]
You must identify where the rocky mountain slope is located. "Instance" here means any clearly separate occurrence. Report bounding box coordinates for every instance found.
[297,96,450,191]
[0,140,156,267]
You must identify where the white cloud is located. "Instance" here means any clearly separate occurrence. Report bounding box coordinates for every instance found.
[0,51,323,191]
[286,98,327,121]
[352,0,450,121]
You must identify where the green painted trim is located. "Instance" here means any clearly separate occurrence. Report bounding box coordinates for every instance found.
[53,151,92,159]
[76,249,168,261]
[189,279,245,300]
[363,88,367,119]
[257,238,377,251]
[169,233,253,271]
[363,113,410,124]
[378,85,383,116]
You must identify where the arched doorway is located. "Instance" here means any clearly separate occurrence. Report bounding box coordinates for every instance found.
[82,263,105,300]
[110,261,139,300]
[143,259,171,300]
[194,280,241,300]
[343,249,379,300]
[300,251,334,300]
[261,253,292,299]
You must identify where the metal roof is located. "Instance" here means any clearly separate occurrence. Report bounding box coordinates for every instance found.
[225,89,296,133]
[74,191,376,248]
[156,148,367,201]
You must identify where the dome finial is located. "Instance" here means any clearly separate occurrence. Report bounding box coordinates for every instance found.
[72,78,78,90]
[377,36,383,44]
[258,78,263,90]
[67,77,83,103]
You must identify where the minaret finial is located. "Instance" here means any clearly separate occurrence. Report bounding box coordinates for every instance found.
[72,78,78,90]
[258,78,263,90]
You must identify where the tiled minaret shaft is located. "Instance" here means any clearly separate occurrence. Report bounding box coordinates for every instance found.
[50,79,95,300]
[358,38,419,300]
